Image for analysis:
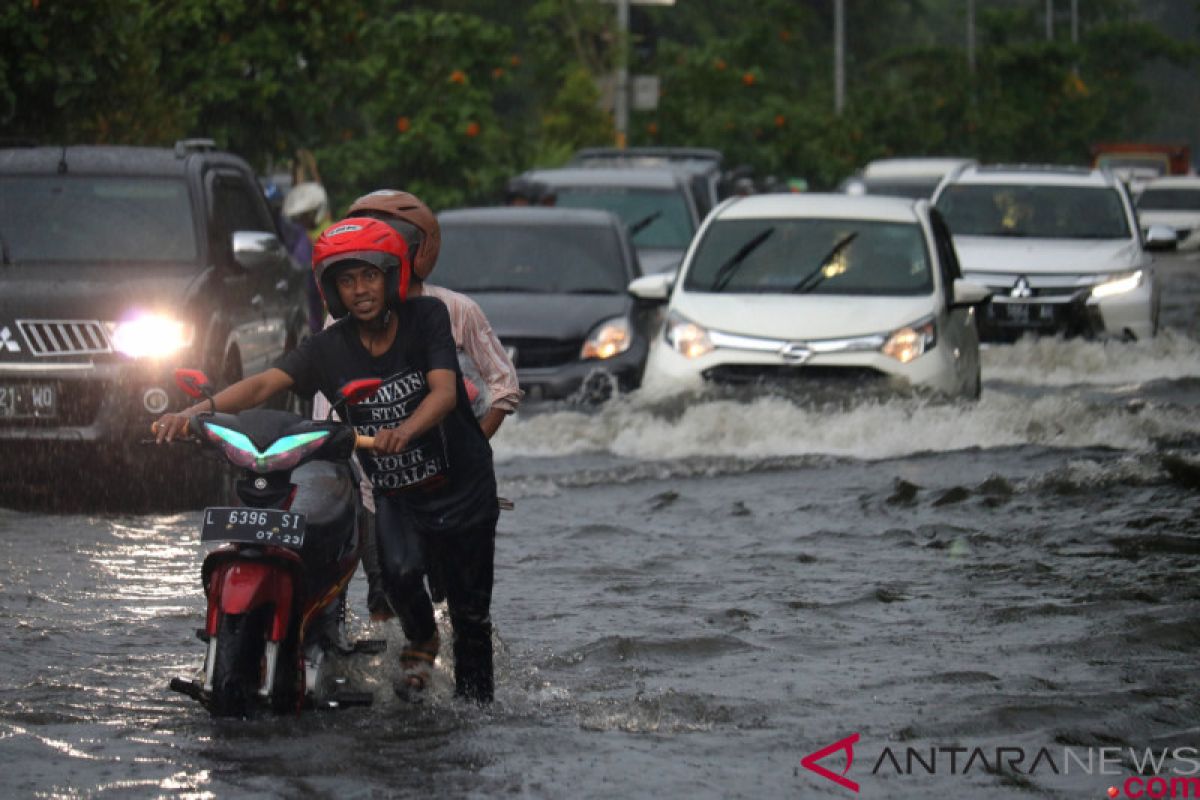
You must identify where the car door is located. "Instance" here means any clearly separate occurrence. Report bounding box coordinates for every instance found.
[929,209,980,395]
[207,169,291,376]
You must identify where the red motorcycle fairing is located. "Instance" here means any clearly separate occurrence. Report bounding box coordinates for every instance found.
[203,548,301,643]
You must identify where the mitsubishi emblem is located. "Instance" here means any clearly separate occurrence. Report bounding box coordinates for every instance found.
[1010,276,1033,299]
[0,326,20,353]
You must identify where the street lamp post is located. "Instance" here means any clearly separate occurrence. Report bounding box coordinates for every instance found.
[967,0,976,73]
[615,0,630,147]
[834,0,845,115]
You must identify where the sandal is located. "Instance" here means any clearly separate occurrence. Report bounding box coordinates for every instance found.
[394,635,439,702]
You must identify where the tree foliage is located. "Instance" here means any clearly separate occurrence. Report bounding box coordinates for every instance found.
[1,0,1194,204]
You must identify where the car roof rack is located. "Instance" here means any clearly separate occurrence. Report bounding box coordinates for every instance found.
[174,138,218,158]
[975,164,1092,175]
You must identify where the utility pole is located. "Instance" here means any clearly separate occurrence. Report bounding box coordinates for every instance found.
[1071,0,1079,44]
[1046,0,1054,41]
[834,0,845,115]
[966,0,976,73]
[614,0,630,148]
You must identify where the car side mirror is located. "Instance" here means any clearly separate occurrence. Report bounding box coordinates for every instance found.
[1145,225,1179,252]
[628,272,674,304]
[231,230,287,271]
[951,278,992,308]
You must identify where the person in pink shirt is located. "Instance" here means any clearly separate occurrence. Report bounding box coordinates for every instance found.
[310,190,520,694]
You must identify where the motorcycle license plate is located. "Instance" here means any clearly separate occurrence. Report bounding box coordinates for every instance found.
[200,507,307,549]
[0,382,56,420]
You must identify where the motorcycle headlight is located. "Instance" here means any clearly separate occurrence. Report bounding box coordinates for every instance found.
[881,317,937,363]
[581,316,633,360]
[107,314,194,359]
[1091,270,1143,299]
[202,422,331,473]
[663,311,714,359]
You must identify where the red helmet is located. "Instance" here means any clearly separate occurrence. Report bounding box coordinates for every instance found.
[312,217,413,319]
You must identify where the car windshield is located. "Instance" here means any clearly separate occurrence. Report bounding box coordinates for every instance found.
[552,187,694,249]
[0,176,198,263]
[683,218,932,296]
[435,222,630,294]
[936,184,1131,239]
[1138,188,1200,211]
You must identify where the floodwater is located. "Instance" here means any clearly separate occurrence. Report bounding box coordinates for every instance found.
[2,254,1200,799]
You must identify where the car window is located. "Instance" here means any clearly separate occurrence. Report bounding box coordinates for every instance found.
[683,218,933,296]
[552,188,694,249]
[0,176,197,263]
[936,184,1131,239]
[1138,188,1200,211]
[211,174,271,235]
[435,223,630,294]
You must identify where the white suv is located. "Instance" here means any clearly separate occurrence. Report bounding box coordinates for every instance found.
[932,165,1169,341]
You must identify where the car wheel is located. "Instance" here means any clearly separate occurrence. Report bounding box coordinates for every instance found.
[222,347,243,388]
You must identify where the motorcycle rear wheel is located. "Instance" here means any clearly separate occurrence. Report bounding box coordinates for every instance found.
[210,608,269,718]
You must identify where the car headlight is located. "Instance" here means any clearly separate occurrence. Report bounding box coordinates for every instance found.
[581,316,633,360]
[663,311,714,359]
[1090,270,1143,299]
[880,317,936,363]
[107,314,194,359]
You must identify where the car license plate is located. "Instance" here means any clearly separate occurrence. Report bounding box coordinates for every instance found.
[0,382,57,420]
[200,507,306,549]
[1005,302,1031,323]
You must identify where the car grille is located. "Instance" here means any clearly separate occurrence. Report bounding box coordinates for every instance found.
[18,320,111,357]
[505,338,583,368]
[703,364,888,385]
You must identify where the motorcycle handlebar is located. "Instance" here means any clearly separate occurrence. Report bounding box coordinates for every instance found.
[148,419,374,450]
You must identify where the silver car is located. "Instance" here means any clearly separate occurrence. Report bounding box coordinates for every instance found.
[932,165,1174,341]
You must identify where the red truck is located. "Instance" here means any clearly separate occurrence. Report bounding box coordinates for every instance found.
[1090,141,1194,194]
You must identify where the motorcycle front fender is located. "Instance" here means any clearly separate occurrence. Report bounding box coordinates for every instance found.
[205,559,294,642]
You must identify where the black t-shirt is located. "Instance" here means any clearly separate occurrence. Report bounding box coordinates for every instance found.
[275,297,497,532]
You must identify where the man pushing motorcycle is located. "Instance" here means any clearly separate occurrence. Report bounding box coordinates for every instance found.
[155,207,500,704]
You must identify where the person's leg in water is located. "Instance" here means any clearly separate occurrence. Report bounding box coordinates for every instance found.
[356,505,393,621]
[427,518,496,704]
[373,494,438,700]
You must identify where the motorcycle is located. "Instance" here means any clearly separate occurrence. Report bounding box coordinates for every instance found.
[164,368,384,717]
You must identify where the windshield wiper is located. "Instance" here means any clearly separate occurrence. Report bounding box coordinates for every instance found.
[710,227,775,291]
[790,232,858,294]
[629,210,663,237]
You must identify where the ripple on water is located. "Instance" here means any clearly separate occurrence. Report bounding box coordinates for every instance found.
[576,689,771,734]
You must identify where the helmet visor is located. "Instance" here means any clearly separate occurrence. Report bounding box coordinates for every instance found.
[316,249,401,276]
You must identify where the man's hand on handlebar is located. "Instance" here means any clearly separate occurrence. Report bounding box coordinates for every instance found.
[153,413,194,444]
[371,426,411,455]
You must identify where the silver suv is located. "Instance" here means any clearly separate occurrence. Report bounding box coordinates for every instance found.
[932,165,1169,341]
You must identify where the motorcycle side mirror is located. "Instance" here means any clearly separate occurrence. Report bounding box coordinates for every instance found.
[174,368,213,400]
[335,378,382,410]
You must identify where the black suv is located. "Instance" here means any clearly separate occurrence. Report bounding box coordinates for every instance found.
[0,140,310,506]
[569,146,727,219]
